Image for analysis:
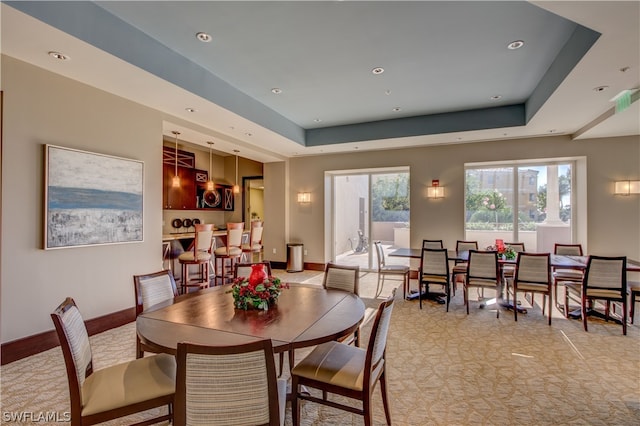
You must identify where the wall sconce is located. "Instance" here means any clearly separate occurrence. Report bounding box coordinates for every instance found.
[427,180,444,199]
[614,180,640,195]
[297,192,311,203]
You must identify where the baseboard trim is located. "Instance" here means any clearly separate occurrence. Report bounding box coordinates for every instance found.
[1,307,136,365]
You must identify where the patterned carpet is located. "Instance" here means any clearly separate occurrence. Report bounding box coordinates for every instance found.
[1,269,639,425]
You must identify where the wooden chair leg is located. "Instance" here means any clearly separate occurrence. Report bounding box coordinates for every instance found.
[548,292,552,326]
[379,371,392,425]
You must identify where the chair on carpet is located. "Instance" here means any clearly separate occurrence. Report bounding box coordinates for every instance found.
[564,255,628,335]
[422,239,444,249]
[323,262,361,346]
[553,243,584,314]
[51,297,175,426]
[373,241,410,299]
[291,289,396,426]
[418,248,451,311]
[464,250,500,317]
[133,269,178,358]
[451,240,478,294]
[174,339,284,426]
[178,223,214,293]
[509,252,552,325]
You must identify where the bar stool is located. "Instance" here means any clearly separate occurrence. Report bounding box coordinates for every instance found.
[178,224,214,294]
[241,220,264,262]
[213,223,244,285]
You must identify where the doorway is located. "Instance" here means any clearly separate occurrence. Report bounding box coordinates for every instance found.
[328,167,410,270]
[242,176,264,229]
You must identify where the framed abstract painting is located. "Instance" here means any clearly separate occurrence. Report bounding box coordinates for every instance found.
[44,145,144,249]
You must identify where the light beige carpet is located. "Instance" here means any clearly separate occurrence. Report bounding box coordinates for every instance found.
[1,270,638,425]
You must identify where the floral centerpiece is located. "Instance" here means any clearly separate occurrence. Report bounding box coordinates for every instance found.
[485,243,517,260]
[229,264,289,310]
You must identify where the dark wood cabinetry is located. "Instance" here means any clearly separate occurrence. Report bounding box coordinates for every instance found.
[163,164,196,209]
[162,146,235,211]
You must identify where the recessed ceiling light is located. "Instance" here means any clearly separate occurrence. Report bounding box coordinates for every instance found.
[372,67,384,75]
[548,129,556,133]
[593,86,609,92]
[48,51,69,60]
[385,89,392,95]
[619,66,631,73]
[507,40,524,50]
[392,107,401,112]
[185,108,197,113]
[244,132,252,137]
[490,95,502,100]
[313,118,322,123]
[271,88,283,94]
[196,32,212,42]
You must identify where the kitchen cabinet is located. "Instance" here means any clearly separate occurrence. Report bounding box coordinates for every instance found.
[163,164,196,209]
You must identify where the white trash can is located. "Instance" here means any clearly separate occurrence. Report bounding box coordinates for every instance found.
[286,243,304,272]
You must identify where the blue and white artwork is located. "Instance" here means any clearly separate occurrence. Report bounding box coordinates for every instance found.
[45,145,143,249]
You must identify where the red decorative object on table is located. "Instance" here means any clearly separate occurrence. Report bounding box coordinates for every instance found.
[229,265,288,310]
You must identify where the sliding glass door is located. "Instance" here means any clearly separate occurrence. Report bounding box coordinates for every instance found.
[330,168,410,270]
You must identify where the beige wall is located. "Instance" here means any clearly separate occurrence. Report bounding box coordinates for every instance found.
[1,55,639,344]
[286,136,640,264]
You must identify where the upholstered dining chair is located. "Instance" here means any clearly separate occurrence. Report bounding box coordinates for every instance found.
[234,260,273,280]
[178,223,214,294]
[553,243,584,313]
[464,250,500,317]
[451,240,478,295]
[291,289,396,426]
[241,220,264,262]
[373,241,410,298]
[133,269,178,358]
[213,222,244,285]
[323,262,361,346]
[174,339,283,426]
[510,252,552,325]
[418,248,451,311]
[422,239,444,249]
[51,297,175,426]
[564,255,628,335]
[501,242,526,284]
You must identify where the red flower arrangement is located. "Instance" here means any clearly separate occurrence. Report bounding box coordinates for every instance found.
[229,264,289,310]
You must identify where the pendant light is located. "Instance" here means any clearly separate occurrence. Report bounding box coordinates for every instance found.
[233,150,240,194]
[171,131,180,188]
[206,141,215,191]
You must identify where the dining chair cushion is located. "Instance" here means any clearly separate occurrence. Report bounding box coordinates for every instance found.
[382,264,410,274]
[292,341,369,392]
[452,264,468,273]
[553,269,583,280]
[241,242,263,251]
[466,278,498,287]
[421,274,448,284]
[82,353,176,417]
[515,282,551,292]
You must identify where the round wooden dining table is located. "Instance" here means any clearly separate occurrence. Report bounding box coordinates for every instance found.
[136,283,365,356]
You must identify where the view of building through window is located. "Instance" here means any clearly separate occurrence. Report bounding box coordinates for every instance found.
[465,162,573,251]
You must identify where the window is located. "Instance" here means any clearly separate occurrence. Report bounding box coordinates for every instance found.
[465,161,575,251]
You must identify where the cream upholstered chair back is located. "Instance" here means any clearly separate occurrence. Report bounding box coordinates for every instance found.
[194,223,214,256]
[175,339,280,426]
[506,242,526,253]
[456,240,478,253]
[467,250,498,281]
[323,262,360,295]
[554,243,583,256]
[422,239,444,249]
[420,248,449,277]
[227,222,244,251]
[367,289,396,378]
[584,256,626,294]
[515,253,550,285]
[53,299,93,389]
[250,221,264,246]
[134,270,178,315]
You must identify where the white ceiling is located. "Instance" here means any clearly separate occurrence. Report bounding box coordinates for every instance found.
[1,1,638,163]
